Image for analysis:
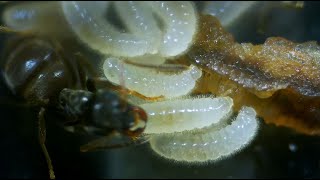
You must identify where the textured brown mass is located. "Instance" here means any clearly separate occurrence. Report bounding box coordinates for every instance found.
[189,15,320,98]
[185,15,320,135]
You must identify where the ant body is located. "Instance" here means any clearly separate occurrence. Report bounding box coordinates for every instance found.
[0,31,148,179]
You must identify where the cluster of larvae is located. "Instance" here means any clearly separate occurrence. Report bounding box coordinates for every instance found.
[61,2,259,162]
[13,1,319,163]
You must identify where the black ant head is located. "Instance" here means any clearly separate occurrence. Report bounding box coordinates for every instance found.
[92,89,148,137]
[59,88,93,119]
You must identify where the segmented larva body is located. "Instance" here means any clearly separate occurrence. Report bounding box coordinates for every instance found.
[61,1,197,57]
[103,57,202,98]
[62,1,155,57]
[149,107,258,163]
[145,1,197,57]
[142,96,233,134]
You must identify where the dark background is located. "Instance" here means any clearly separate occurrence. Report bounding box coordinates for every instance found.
[1,1,320,178]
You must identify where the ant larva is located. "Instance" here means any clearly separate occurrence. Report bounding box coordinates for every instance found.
[103,57,203,99]
[0,1,260,165]
[149,106,258,163]
[100,49,259,163]
[0,29,148,179]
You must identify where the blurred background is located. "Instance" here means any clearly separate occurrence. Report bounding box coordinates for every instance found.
[1,1,320,178]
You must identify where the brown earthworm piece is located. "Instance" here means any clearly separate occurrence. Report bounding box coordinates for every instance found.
[187,15,320,135]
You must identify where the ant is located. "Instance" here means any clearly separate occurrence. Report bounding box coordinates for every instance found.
[0,28,148,179]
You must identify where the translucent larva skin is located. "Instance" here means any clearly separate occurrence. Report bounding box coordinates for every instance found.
[149,107,258,163]
[142,96,233,134]
[103,57,202,98]
[61,1,197,57]
[62,1,159,57]
[3,2,69,36]
[127,54,166,65]
[146,1,197,57]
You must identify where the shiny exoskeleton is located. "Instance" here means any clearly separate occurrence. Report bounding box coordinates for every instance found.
[59,88,147,138]
[1,33,148,179]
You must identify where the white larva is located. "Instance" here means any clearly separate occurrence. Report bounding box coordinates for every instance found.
[113,1,161,47]
[146,1,197,57]
[142,96,234,134]
[103,57,202,98]
[149,106,259,163]
[62,1,156,57]
[128,54,167,65]
[61,1,197,57]
[2,1,70,36]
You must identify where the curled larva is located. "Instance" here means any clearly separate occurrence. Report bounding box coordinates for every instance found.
[146,1,197,57]
[142,96,233,134]
[103,57,202,98]
[61,1,197,57]
[62,1,156,57]
[149,107,259,163]
[2,1,70,36]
